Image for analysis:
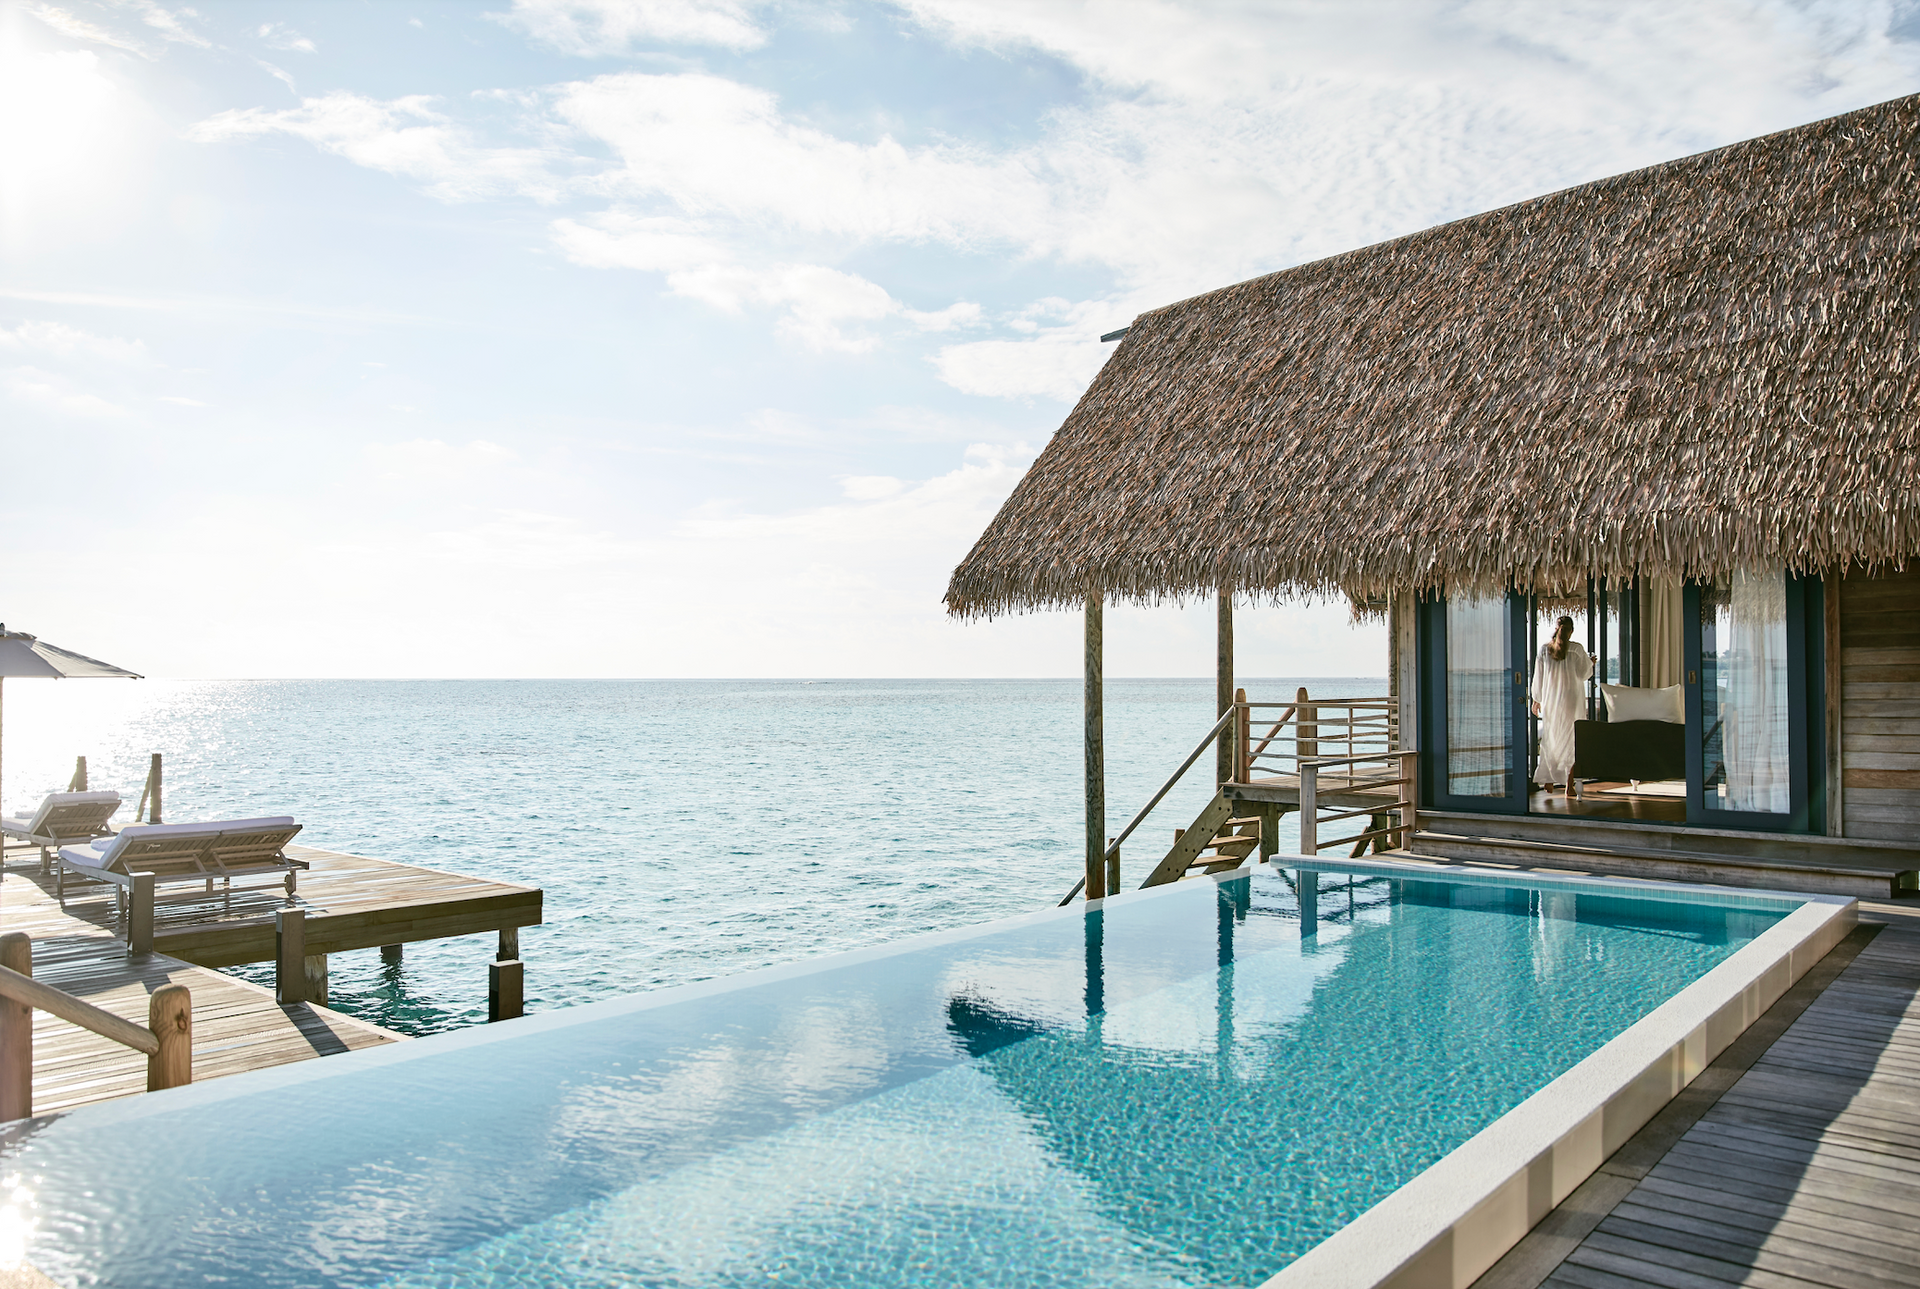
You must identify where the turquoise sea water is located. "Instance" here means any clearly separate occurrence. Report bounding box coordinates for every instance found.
[0,678,1384,1033]
[3,864,1791,1288]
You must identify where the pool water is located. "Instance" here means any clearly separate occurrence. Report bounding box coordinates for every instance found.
[2,864,1791,1288]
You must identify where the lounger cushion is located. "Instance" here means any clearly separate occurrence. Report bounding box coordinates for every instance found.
[1,790,122,839]
[81,816,297,867]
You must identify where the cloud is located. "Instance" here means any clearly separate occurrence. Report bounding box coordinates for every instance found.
[495,0,771,54]
[186,92,568,203]
[554,212,978,352]
[4,366,125,416]
[257,22,316,53]
[26,5,148,55]
[128,1,210,48]
[0,320,153,366]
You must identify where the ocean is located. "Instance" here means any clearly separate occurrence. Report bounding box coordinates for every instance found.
[1,678,1384,1035]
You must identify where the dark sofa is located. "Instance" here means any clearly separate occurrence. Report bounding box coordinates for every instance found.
[1571,719,1687,782]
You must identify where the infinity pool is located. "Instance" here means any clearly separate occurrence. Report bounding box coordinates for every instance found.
[2,863,1797,1288]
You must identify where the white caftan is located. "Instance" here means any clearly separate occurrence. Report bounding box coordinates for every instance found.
[1529,642,1592,787]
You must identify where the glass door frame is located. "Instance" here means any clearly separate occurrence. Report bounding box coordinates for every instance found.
[1681,573,1825,833]
[1416,590,1530,815]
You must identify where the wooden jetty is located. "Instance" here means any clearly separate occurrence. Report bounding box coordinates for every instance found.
[1,835,541,1115]
[1473,901,1920,1289]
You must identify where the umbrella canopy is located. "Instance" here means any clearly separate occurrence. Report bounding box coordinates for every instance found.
[0,625,141,819]
[0,627,142,680]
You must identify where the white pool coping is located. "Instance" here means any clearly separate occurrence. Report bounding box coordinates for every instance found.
[1254,854,1857,1289]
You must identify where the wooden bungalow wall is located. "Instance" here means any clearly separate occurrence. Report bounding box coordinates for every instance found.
[1840,565,1920,841]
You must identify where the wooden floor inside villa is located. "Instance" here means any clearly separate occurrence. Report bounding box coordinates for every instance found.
[1,837,541,1115]
[1477,901,1920,1289]
[1,844,403,1114]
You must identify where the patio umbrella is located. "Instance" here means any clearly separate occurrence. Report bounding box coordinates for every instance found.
[0,624,141,817]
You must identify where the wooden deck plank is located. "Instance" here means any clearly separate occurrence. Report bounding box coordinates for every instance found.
[1480,910,1920,1289]
[0,839,462,1117]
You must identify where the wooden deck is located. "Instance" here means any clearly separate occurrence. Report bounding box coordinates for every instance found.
[3,835,541,1116]
[1474,902,1920,1289]
[1,843,405,1114]
[27,840,543,969]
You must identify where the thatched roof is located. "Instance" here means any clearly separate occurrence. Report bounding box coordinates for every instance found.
[947,92,1920,619]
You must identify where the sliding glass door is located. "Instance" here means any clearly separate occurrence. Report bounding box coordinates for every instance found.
[1419,592,1529,813]
[1683,571,1823,831]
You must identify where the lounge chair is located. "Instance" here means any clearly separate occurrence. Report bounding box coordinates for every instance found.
[1,790,122,874]
[56,817,307,919]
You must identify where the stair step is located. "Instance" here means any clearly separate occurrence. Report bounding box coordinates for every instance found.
[1407,829,1918,898]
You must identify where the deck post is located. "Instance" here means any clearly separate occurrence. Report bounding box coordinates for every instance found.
[69,755,88,792]
[498,927,519,961]
[381,944,403,963]
[1397,751,1419,848]
[146,983,191,1092]
[138,752,163,825]
[304,955,329,1007]
[1085,590,1106,901]
[127,872,155,956]
[1216,590,1234,785]
[489,960,524,1021]
[1233,687,1250,783]
[0,932,31,1122]
[1299,762,1318,855]
[274,908,306,1005]
[1297,686,1316,763]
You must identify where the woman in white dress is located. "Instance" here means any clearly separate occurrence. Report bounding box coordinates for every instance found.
[1529,616,1592,795]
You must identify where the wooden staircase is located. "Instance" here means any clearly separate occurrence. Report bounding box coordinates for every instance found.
[1135,792,1268,888]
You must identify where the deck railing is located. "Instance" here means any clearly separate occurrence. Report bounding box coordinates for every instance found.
[1231,689,1398,783]
[0,931,191,1121]
[1297,751,1420,854]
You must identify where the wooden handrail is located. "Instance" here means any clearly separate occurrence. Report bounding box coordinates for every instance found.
[0,964,159,1055]
[1058,707,1237,905]
[0,932,191,1122]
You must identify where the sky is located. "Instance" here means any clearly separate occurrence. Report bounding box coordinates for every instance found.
[2,0,1917,678]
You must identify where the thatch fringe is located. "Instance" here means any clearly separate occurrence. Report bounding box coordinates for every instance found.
[946,93,1920,619]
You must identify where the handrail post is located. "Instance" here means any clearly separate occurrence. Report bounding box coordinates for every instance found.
[128,872,156,956]
[1398,750,1419,849]
[0,932,31,1121]
[1233,688,1250,784]
[275,908,307,1004]
[136,752,163,824]
[147,983,191,1091]
[1299,762,1318,855]
[1105,840,1120,897]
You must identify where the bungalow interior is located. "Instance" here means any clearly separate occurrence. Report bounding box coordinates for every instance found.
[946,91,1920,899]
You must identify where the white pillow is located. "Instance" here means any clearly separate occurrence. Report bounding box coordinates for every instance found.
[1601,683,1683,724]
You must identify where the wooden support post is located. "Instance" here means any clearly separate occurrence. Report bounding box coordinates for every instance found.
[304,955,329,1007]
[69,755,88,792]
[1825,568,1844,837]
[381,944,404,964]
[489,960,524,1022]
[1234,687,1250,783]
[1216,590,1234,785]
[1398,751,1419,849]
[274,908,306,1005]
[145,752,163,824]
[1105,843,1120,898]
[1258,804,1282,861]
[498,927,519,961]
[1085,590,1106,901]
[127,872,155,956]
[1297,686,1316,763]
[146,983,191,1092]
[1299,762,1318,855]
[0,932,31,1122]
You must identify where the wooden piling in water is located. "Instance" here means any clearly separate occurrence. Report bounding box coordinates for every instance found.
[1216,591,1234,785]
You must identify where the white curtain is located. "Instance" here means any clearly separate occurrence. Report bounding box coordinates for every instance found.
[1722,569,1790,813]
[1446,595,1510,797]
[1642,578,1684,689]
